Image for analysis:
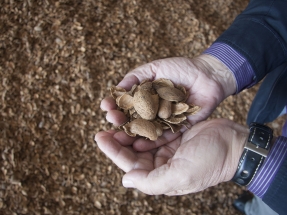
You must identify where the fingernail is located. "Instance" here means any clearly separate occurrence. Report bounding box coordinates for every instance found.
[123,180,135,188]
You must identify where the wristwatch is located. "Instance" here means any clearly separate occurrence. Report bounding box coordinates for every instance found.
[232,122,273,186]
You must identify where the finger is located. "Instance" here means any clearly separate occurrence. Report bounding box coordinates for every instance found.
[100,97,117,111]
[95,130,117,140]
[96,131,155,173]
[117,74,140,89]
[133,130,182,151]
[186,80,223,124]
[113,131,138,146]
[106,109,128,126]
[186,103,215,125]
[106,130,117,134]
[149,148,158,154]
[165,189,191,196]
[152,140,181,168]
[118,62,158,89]
[122,163,178,195]
[95,131,139,172]
[154,156,171,169]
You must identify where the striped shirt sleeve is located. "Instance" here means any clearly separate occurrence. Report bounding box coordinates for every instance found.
[282,105,287,137]
[203,42,256,93]
[248,136,287,198]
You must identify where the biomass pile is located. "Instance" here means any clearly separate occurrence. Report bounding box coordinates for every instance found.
[1,0,286,214]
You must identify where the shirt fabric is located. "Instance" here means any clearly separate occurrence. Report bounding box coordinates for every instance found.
[202,0,287,213]
[204,42,287,198]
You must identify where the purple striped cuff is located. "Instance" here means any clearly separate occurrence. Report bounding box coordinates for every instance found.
[283,105,287,137]
[248,136,287,198]
[203,42,256,93]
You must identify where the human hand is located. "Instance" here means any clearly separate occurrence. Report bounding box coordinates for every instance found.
[102,54,236,127]
[95,118,248,195]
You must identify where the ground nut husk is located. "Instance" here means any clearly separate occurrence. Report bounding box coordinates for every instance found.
[139,80,154,92]
[156,86,186,102]
[161,121,182,133]
[123,119,158,141]
[158,99,172,119]
[110,86,126,99]
[129,84,138,95]
[164,114,187,124]
[111,79,201,140]
[185,105,201,116]
[152,78,174,90]
[133,89,159,120]
[175,84,187,95]
[152,120,163,137]
[172,102,189,115]
[116,94,134,110]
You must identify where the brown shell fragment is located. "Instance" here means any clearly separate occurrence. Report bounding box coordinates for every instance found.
[110,86,126,99]
[156,87,185,102]
[152,78,174,90]
[129,84,139,96]
[139,80,154,92]
[116,94,134,110]
[184,91,190,102]
[133,89,159,120]
[123,119,158,140]
[118,117,130,128]
[162,124,170,130]
[175,84,186,95]
[164,114,187,124]
[131,112,142,120]
[152,121,163,137]
[129,107,136,115]
[155,118,170,130]
[185,105,201,116]
[172,102,189,115]
[158,99,172,119]
[161,121,182,133]
[123,127,137,137]
[175,84,189,102]
[140,79,151,85]
[123,109,129,116]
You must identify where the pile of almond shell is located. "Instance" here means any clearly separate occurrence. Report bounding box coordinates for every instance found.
[110,78,200,140]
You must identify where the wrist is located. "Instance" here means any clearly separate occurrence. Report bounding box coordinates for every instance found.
[192,54,236,98]
[203,43,256,93]
[231,123,274,186]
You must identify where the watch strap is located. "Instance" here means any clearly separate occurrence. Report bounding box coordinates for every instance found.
[232,123,273,186]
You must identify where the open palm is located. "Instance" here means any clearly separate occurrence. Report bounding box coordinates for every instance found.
[95,119,247,195]
[102,55,235,126]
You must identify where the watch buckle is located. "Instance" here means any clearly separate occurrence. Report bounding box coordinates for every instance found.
[244,142,269,157]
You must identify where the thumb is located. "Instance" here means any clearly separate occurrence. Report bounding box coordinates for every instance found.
[122,164,177,195]
[117,74,140,89]
[118,62,158,89]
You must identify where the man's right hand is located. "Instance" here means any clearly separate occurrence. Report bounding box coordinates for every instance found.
[102,54,236,126]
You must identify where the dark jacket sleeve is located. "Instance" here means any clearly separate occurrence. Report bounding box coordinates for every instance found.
[214,1,287,213]
[214,0,287,83]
